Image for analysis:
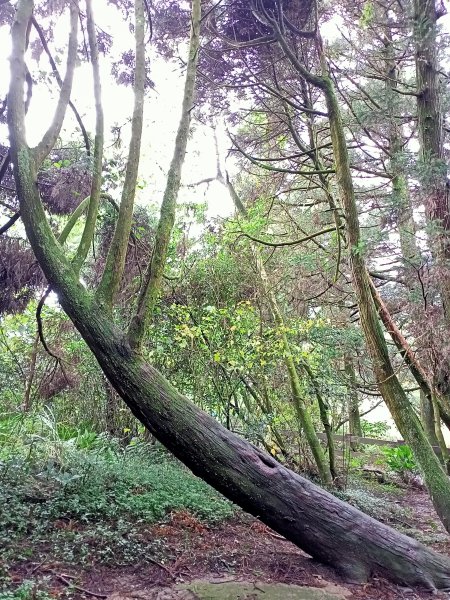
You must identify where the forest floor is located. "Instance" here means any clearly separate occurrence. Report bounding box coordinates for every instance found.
[7,483,450,600]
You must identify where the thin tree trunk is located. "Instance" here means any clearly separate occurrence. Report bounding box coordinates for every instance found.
[382,12,420,268]
[228,180,332,484]
[302,361,336,478]
[23,329,39,412]
[344,354,363,451]
[431,393,450,474]
[72,0,104,273]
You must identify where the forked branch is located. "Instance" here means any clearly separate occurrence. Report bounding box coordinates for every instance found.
[33,1,79,167]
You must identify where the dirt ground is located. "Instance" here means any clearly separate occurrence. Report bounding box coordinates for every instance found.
[10,486,450,600]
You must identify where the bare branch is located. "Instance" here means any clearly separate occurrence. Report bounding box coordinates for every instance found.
[233,225,341,248]
[0,211,20,235]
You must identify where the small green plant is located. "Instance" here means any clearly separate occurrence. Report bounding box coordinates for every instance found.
[383,445,417,474]
[360,419,390,439]
[0,579,52,600]
[0,431,237,567]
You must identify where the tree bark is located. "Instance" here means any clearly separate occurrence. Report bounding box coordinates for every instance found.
[319,55,450,534]
[382,9,420,268]
[414,0,450,320]
[7,0,450,590]
[344,354,363,451]
[96,0,145,307]
[420,390,443,460]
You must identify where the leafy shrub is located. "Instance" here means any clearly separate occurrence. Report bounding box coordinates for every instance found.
[0,580,52,600]
[383,445,417,474]
[333,478,410,523]
[360,419,390,439]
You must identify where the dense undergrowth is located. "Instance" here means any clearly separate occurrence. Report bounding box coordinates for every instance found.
[1,411,445,600]
[0,411,236,587]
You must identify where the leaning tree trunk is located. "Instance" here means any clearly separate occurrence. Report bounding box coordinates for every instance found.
[7,133,450,596]
[7,0,450,590]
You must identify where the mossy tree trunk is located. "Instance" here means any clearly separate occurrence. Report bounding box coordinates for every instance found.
[420,391,442,455]
[414,0,450,322]
[7,0,450,590]
[382,9,420,269]
[344,354,363,451]
[324,76,450,535]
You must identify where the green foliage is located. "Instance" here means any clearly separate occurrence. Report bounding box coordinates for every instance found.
[333,477,409,523]
[382,445,418,474]
[0,579,52,600]
[359,1,375,27]
[360,419,390,439]
[0,425,236,570]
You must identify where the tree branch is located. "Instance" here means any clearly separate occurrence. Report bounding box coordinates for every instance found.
[0,211,21,235]
[96,0,146,308]
[33,2,79,167]
[31,16,90,156]
[234,225,341,248]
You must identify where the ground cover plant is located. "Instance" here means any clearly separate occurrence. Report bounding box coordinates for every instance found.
[0,420,236,578]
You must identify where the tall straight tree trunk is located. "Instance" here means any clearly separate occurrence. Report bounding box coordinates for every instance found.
[317,51,450,534]
[414,0,449,284]
[382,13,420,268]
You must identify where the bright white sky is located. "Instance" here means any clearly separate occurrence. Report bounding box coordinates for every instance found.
[0,0,234,223]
